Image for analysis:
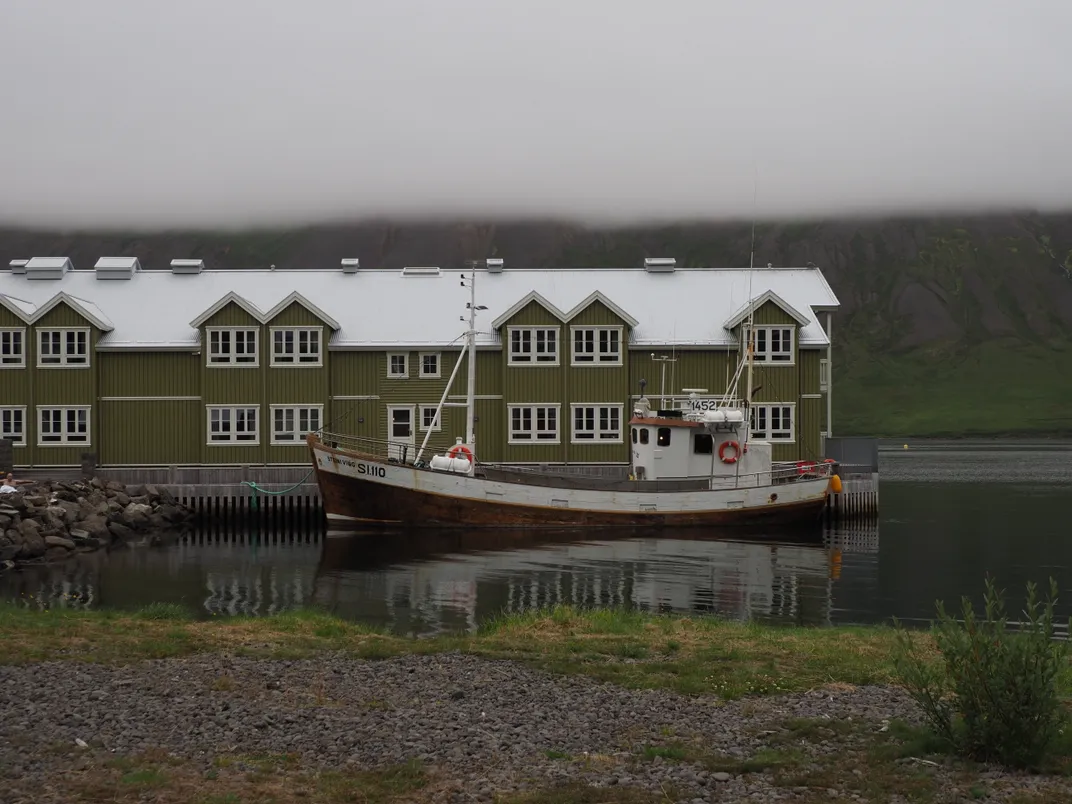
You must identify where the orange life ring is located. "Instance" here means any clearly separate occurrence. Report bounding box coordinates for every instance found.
[448,444,474,463]
[718,440,740,464]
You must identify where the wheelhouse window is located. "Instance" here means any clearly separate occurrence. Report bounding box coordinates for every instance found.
[1,328,25,367]
[750,404,794,441]
[271,327,321,366]
[509,404,559,443]
[38,406,89,445]
[419,353,440,378]
[508,327,558,365]
[657,428,671,447]
[207,405,259,444]
[271,405,321,444]
[571,405,623,442]
[693,433,714,454]
[571,327,622,365]
[1,407,25,446]
[38,329,89,367]
[387,353,409,378]
[207,328,258,366]
[750,326,794,363]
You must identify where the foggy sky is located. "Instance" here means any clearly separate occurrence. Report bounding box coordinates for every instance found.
[2,0,1071,229]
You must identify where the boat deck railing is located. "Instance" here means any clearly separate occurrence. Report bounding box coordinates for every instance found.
[316,431,838,490]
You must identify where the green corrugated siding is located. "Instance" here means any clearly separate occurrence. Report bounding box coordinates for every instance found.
[628,351,734,401]
[750,362,799,405]
[268,302,324,327]
[330,352,378,397]
[505,300,561,327]
[100,353,200,397]
[798,350,820,395]
[0,327,30,404]
[568,299,629,327]
[203,301,259,328]
[798,396,823,460]
[752,300,798,326]
[474,350,501,396]
[0,307,23,328]
[98,400,201,464]
[267,367,328,405]
[326,399,379,444]
[473,398,503,463]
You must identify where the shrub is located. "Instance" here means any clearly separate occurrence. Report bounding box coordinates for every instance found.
[893,576,1070,769]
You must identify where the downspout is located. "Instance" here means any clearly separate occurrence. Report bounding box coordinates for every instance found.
[826,312,833,441]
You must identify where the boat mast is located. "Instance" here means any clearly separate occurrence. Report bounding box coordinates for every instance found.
[462,262,484,450]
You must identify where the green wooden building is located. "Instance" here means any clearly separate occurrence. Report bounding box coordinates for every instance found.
[0,256,840,471]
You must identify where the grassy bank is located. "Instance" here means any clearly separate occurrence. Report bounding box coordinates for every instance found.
[0,602,908,698]
[5,603,1072,803]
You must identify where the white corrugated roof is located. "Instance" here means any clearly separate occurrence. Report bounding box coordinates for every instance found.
[0,266,839,349]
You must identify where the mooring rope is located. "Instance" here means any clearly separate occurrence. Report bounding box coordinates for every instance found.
[241,469,315,512]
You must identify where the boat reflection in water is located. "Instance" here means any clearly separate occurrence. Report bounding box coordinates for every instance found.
[0,524,877,635]
[313,525,859,635]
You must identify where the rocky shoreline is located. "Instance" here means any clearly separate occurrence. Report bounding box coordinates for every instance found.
[1,652,1068,804]
[0,479,195,570]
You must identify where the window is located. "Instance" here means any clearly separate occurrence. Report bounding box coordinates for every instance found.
[657,428,671,446]
[509,404,559,443]
[37,406,90,446]
[207,405,259,444]
[387,353,409,378]
[508,327,558,365]
[271,405,322,444]
[751,404,795,441]
[819,358,830,390]
[749,326,794,363]
[571,327,622,365]
[207,328,258,366]
[1,407,25,446]
[419,352,440,378]
[571,404,623,442]
[1,329,25,368]
[420,405,442,431]
[639,428,649,445]
[271,327,321,366]
[38,329,89,367]
[694,433,714,454]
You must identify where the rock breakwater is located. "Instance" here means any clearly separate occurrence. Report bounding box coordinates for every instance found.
[0,478,195,569]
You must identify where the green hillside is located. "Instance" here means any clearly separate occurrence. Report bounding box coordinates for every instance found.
[3,212,1071,437]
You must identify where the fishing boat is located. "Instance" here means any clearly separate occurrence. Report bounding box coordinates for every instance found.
[306,265,842,530]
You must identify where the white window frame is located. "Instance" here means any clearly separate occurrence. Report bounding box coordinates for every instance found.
[206,404,260,445]
[819,358,830,391]
[419,405,442,432]
[570,326,623,366]
[747,325,795,365]
[570,403,624,443]
[269,404,323,445]
[36,328,91,368]
[1,406,27,447]
[205,327,259,367]
[0,328,26,368]
[508,404,560,444]
[387,352,409,379]
[36,405,91,446]
[750,403,795,443]
[269,326,322,367]
[507,326,559,367]
[419,352,441,379]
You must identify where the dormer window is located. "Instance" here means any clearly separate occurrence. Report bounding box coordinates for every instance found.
[749,326,794,363]
[38,329,89,367]
[271,327,321,366]
[207,327,258,366]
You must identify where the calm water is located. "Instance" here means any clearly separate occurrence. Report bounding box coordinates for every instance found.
[4,440,1072,635]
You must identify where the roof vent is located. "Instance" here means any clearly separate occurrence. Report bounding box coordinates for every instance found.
[341,258,360,274]
[94,256,141,280]
[170,259,204,275]
[486,258,504,273]
[24,257,72,280]
[401,266,441,277]
[8,259,28,275]
[643,257,676,273]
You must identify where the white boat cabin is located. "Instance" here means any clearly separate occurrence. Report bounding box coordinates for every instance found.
[629,396,773,487]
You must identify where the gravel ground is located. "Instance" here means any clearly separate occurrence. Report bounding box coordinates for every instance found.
[1,652,1068,803]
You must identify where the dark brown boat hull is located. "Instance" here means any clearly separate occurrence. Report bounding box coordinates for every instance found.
[314,462,828,531]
